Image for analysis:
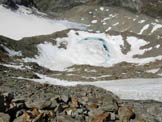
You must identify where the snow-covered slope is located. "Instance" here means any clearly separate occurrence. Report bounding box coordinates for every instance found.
[0,5,85,40]
[24,30,162,71]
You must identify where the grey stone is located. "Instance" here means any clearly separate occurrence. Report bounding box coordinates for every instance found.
[25,100,51,109]
[110,112,116,121]
[88,108,104,117]
[101,103,118,112]
[56,115,80,122]
[50,98,58,108]
[0,113,10,122]
[13,115,24,122]
[12,98,25,103]
[61,95,69,103]
[66,109,73,116]
[16,110,24,118]
[118,106,135,122]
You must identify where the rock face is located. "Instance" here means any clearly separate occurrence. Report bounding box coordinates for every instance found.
[33,0,162,17]
[1,0,162,17]
[33,0,91,12]
[0,0,36,9]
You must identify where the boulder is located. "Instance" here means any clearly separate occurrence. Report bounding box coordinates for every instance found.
[0,113,10,122]
[13,112,30,122]
[92,112,110,122]
[50,97,58,108]
[61,95,69,103]
[101,103,118,112]
[54,115,80,122]
[25,100,51,109]
[118,106,135,122]
[70,97,79,108]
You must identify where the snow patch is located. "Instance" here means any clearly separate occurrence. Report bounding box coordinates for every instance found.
[100,7,104,11]
[0,63,29,70]
[146,69,159,74]
[138,20,146,24]
[1,44,22,56]
[0,5,85,40]
[156,44,160,48]
[112,22,119,26]
[138,24,150,35]
[105,27,112,32]
[151,23,162,33]
[91,20,98,24]
[103,17,110,21]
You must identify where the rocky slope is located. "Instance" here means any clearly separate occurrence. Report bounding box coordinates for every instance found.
[32,0,162,17]
[1,0,162,17]
[0,79,162,122]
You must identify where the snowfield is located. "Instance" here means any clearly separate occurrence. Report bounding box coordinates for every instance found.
[29,74,162,102]
[0,5,85,40]
[24,30,162,71]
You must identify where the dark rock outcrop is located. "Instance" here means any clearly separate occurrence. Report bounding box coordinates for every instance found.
[0,0,36,9]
